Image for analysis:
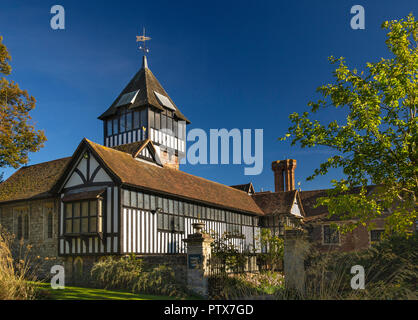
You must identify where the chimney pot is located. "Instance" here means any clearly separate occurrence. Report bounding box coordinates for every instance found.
[272,159,297,192]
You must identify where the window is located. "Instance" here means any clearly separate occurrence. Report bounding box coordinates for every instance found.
[173,119,178,137]
[150,195,156,211]
[123,190,130,206]
[24,215,29,239]
[64,200,102,235]
[126,112,132,131]
[130,191,137,207]
[47,211,53,239]
[161,114,167,130]
[120,114,126,132]
[17,215,23,239]
[138,192,144,208]
[113,118,119,134]
[178,121,186,140]
[370,230,384,243]
[154,112,160,130]
[140,109,147,128]
[144,194,150,210]
[149,110,154,129]
[157,212,185,233]
[167,117,173,135]
[226,223,242,238]
[107,120,112,136]
[133,111,140,129]
[323,225,339,244]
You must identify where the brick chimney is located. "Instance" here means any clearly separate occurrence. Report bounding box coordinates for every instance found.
[271,159,297,192]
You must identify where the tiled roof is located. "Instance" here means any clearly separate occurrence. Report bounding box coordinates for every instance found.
[299,189,330,218]
[98,64,190,123]
[86,139,264,215]
[230,183,255,194]
[111,140,148,156]
[0,157,71,204]
[299,186,378,222]
[252,190,299,215]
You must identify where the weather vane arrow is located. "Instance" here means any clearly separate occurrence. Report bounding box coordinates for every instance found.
[136,27,151,55]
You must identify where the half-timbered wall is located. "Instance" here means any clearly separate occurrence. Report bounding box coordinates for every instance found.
[59,151,119,256]
[120,189,260,255]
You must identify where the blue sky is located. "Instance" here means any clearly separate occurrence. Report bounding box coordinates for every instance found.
[0,0,416,191]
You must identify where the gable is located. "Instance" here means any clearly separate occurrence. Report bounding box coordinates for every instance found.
[60,143,115,191]
[112,139,162,167]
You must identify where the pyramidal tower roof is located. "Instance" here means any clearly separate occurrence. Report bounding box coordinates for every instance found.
[98,55,190,123]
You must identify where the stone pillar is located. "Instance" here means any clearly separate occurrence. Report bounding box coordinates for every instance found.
[182,222,213,298]
[284,229,309,296]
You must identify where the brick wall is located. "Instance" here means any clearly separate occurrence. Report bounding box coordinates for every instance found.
[308,218,386,253]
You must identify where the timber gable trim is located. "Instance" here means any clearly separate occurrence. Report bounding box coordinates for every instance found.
[53,138,122,194]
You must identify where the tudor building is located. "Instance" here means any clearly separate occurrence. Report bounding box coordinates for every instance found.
[0,51,392,281]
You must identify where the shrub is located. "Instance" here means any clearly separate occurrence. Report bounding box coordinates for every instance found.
[0,225,37,300]
[209,271,284,299]
[278,234,418,300]
[90,255,188,298]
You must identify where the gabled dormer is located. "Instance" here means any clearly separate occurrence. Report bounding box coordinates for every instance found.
[112,139,163,167]
[98,56,190,170]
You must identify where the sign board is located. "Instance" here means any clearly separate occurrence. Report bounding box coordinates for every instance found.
[188,254,202,269]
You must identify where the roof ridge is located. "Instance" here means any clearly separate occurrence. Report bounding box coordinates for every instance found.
[88,139,253,196]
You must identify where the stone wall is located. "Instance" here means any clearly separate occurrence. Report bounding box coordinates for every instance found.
[0,197,65,280]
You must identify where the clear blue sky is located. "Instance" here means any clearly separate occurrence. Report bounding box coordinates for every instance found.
[0,0,416,191]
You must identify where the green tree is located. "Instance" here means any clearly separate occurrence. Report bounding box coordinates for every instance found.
[258,229,284,272]
[0,36,46,169]
[282,14,417,236]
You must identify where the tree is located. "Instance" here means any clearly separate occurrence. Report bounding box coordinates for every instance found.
[282,14,417,236]
[258,229,284,272]
[0,36,46,169]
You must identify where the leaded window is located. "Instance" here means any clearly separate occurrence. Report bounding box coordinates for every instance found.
[323,225,339,244]
[64,200,102,235]
[126,112,132,131]
[24,215,29,239]
[157,212,185,233]
[47,211,53,239]
[370,230,384,243]
[17,215,23,239]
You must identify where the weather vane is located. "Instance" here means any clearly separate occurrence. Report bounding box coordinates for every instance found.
[136,27,151,55]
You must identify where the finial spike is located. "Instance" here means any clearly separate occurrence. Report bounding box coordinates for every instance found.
[142,55,148,69]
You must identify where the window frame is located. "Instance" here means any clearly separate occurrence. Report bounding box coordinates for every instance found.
[64,199,103,236]
[322,224,340,245]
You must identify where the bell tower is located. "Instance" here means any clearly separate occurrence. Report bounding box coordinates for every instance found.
[97,30,190,170]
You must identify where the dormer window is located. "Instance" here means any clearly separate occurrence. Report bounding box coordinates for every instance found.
[115,90,139,108]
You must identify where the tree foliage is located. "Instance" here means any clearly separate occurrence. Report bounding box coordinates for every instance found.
[0,36,46,169]
[282,14,417,236]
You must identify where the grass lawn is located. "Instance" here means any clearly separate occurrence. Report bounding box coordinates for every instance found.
[34,282,186,300]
